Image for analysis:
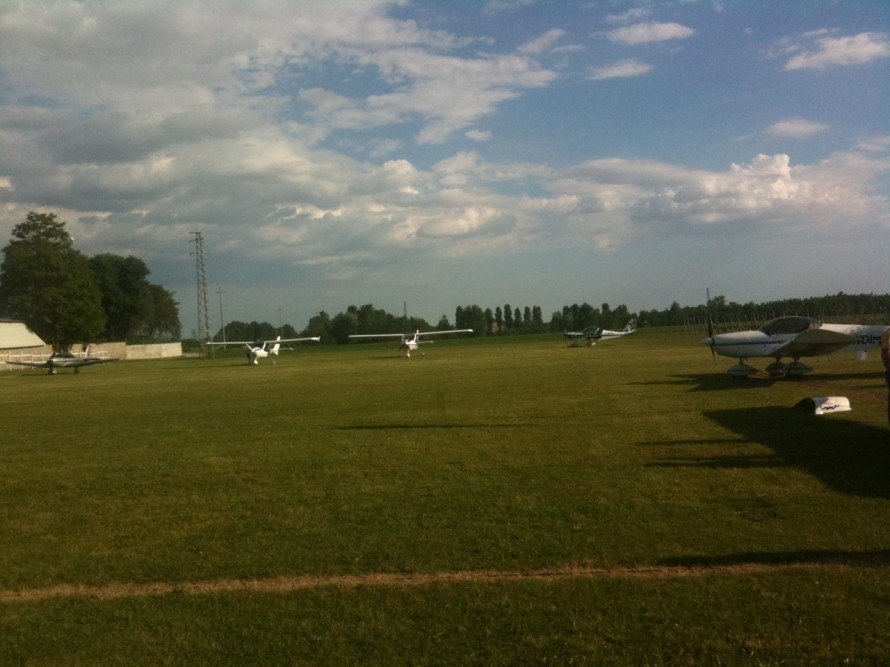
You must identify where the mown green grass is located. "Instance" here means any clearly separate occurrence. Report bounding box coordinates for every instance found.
[2,328,888,662]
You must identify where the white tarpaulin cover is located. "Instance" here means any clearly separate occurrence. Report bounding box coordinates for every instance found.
[794,396,852,415]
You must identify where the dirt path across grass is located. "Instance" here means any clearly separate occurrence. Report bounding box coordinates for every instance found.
[3,552,887,603]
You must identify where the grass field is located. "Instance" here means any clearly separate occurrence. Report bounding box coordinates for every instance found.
[2,327,888,663]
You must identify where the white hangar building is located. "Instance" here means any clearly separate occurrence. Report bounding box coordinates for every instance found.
[0,320,46,349]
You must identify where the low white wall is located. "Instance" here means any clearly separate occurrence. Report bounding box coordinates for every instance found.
[1,341,182,369]
[125,343,182,360]
[0,346,48,370]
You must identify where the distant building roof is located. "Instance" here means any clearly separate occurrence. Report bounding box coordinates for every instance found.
[0,321,46,349]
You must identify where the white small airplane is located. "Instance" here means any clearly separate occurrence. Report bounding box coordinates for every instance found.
[4,347,113,374]
[703,315,889,379]
[206,335,320,365]
[565,320,636,346]
[349,329,473,357]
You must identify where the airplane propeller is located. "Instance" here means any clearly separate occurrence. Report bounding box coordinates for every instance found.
[706,288,716,361]
[707,314,716,361]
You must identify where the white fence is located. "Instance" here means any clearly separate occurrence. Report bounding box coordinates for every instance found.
[1,342,182,370]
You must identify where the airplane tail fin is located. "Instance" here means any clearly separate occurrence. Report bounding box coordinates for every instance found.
[624,320,637,333]
[271,335,281,355]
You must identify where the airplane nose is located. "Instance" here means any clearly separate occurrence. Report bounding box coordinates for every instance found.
[702,338,713,346]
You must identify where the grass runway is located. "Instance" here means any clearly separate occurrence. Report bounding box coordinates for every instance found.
[1,328,888,662]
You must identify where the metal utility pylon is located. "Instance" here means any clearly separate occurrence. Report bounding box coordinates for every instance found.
[190,231,212,356]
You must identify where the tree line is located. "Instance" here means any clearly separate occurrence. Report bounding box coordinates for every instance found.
[7,213,885,352]
[212,304,436,345]
[218,292,889,346]
[0,212,181,351]
[209,303,554,344]
[659,292,890,331]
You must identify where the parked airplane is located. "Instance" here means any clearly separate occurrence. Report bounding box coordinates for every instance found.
[206,335,320,365]
[565,320,636,346]
[349,329,473,357]
[703,315,889,379]
[4,347,113,374]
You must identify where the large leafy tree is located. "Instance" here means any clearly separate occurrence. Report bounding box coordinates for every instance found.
[140,284,181,342]
[89,253,151,341]
[89,254,182,342]
[303,310,333,341]
[0,212,105,351]
[330,311,358,344]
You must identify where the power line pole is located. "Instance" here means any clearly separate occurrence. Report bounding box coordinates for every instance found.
[189,231,211,356]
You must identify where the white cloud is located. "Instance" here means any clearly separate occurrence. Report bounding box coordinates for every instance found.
[465,130,492,141]
[547,151,888,247]
[784,31,889,70]
[765,118,829,139]
[603,8,651,26]
[607,22,695,45]
[518,28,565,54]
[0,0,528,145]
[297,47,556,144]
[433,151,552,187]
[366,138,404,158]
[856,135,890,153]
[0,1,886,322]
[589,59,652,81]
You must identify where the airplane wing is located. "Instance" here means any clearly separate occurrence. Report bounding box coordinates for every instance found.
[772,327,855,358]
[413,329,474,337]
[54,357,114,367]
[4,360,52,368]
[4,357,113,368]
[206,337,320,345]
[349,333,406,339]
[350,329,472,340]
[565,327,602,339]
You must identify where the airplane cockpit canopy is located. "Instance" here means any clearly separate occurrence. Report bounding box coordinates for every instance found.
[759,316,821,336]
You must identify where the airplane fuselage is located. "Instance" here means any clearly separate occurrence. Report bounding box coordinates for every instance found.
[707,329,795,359]
[245,345,276,364]
[399,337,421,356]
[708,323,886,360]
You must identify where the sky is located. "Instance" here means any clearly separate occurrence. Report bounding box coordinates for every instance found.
[0,0,888,334]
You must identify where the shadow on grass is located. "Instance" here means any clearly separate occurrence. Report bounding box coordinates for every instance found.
[641,370,885,393]
[648,454,786,469]
[335,422,523,430]
[658,548,890,569]
[641,438,749,446]
[702,407,890,498]
[348,354,415,361]
[633,374,779,392]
